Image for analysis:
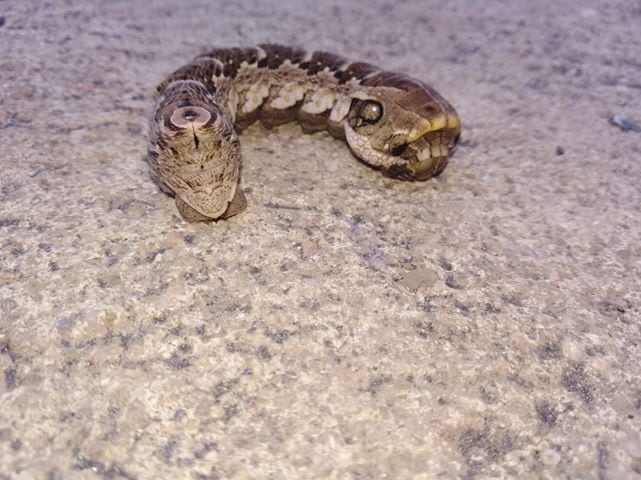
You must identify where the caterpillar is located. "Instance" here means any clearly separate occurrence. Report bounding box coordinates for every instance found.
[148,44,461,222]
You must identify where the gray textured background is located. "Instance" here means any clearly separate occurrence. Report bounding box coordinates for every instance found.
[1,0,640,478]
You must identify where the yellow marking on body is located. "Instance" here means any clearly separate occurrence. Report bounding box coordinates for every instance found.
[447,114,460,129]
[407,116,447,143]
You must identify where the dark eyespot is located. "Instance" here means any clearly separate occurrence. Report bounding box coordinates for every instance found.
[347,99,385,129]
[359,100,383,124]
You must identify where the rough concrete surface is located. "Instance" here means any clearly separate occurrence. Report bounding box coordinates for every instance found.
[1,0,640,478]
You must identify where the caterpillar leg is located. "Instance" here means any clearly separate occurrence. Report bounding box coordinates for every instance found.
[175,189,247,222]
[220,189,247,219]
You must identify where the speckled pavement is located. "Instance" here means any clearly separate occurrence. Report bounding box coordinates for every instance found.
[1,1,640,478]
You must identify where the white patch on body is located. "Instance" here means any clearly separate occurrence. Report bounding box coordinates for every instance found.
[255,46,267,60]
[329,96,352,123]
[269,82,306,109]
[242,82,271,113]
[226,89,239,121]
[301,88,336,114]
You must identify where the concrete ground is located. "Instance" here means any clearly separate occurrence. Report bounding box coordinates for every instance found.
[1,0,640,478]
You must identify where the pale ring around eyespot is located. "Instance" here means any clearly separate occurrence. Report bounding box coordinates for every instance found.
[170,106,212,129]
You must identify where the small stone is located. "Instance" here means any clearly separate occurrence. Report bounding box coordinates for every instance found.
[624,432,641,459]
[561,338,583,361]
[400,267,439,292]
[556,146,564,155]
[609,115,641,132]
[541,448,561,466]
[101,310,118,327]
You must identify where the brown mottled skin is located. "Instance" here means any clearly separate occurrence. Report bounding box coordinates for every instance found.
[149,44,461,222]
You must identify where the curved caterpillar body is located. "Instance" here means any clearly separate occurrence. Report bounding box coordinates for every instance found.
[149,44,461,222]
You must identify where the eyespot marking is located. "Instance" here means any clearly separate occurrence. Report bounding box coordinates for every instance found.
[170,106,213,129]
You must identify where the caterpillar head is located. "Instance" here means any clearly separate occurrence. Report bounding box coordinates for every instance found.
[148,80,240,219]
[344,73,461,181]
